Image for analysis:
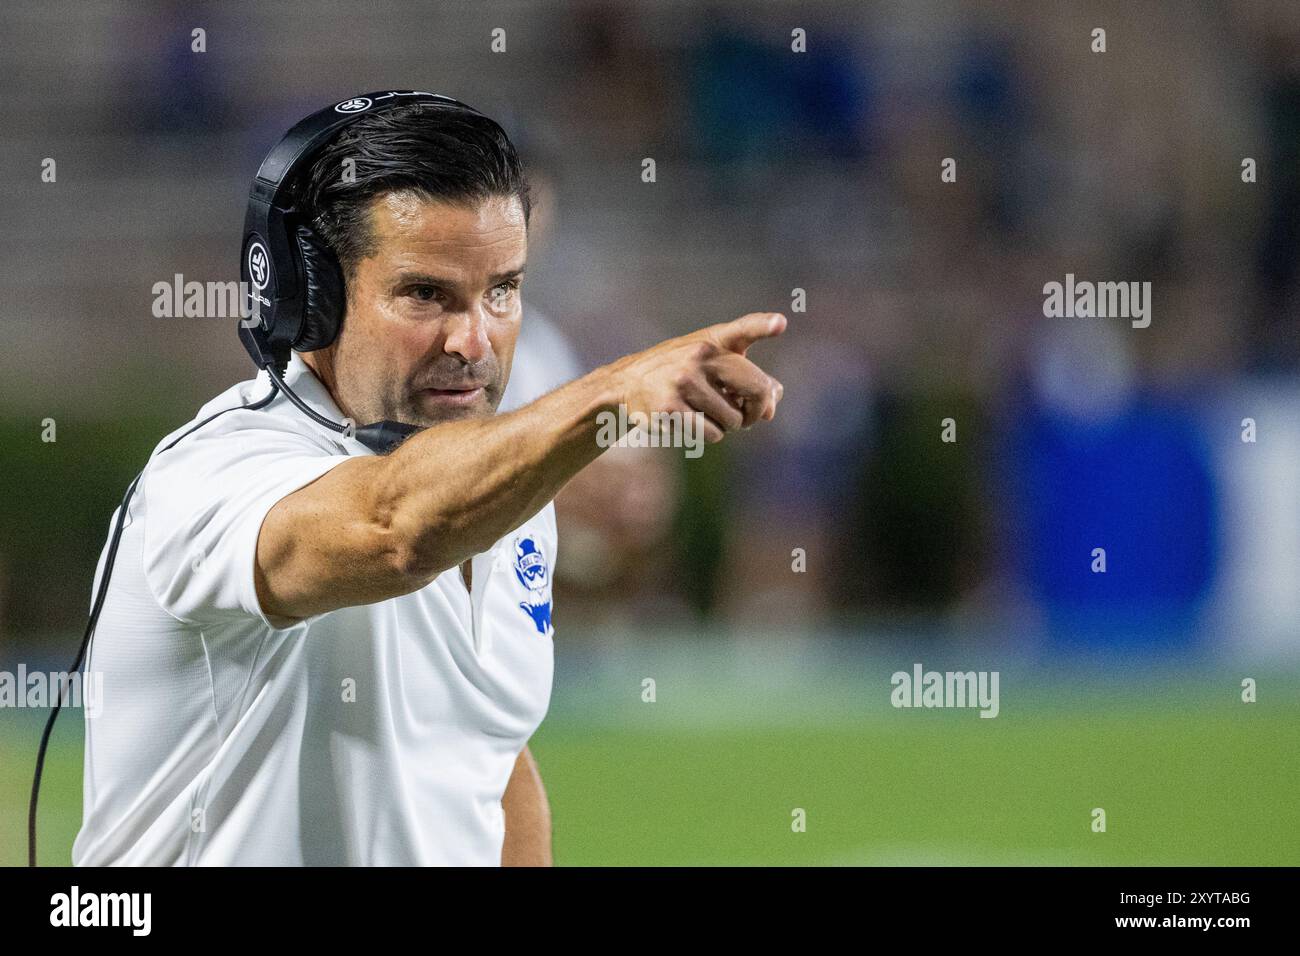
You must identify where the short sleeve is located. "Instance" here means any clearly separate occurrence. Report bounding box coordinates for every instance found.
[140,417,353,629]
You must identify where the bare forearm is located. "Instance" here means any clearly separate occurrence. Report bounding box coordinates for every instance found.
[501,745,552,866]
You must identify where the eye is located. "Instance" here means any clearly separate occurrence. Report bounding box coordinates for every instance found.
[489,279,519,304]
[410,284,440,302]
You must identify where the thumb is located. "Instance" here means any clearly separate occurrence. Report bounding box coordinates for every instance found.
[707,312,787,355]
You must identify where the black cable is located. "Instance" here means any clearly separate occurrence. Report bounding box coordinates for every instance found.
[261,362,422,453]
[264,361,345,433]
[28,383,279,867]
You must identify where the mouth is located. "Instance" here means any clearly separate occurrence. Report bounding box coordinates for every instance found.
[416,385,485,408]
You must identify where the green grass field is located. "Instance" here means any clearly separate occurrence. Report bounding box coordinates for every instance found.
[5,646,1297,866]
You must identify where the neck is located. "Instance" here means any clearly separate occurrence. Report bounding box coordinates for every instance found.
[299,349,356,422]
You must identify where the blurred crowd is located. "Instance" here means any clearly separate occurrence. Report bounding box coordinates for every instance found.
[1,0,1297,652]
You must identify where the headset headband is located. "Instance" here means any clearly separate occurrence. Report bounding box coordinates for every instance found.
[251,91,479,207]
[239,90,481,370]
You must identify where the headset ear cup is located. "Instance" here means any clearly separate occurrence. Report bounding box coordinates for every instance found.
[293,226,345,351]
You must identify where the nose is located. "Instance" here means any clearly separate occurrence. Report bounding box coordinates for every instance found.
[442,305,492,365]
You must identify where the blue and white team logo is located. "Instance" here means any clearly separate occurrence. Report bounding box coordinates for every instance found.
[512,535,552,635]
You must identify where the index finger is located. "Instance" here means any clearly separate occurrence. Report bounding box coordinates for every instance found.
[706,312,787,356]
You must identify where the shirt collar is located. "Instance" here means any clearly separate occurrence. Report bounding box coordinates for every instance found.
[277,352,374,454]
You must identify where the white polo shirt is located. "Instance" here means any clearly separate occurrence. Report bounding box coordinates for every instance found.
[72,354,556,866]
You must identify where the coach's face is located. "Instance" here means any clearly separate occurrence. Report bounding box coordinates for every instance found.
[307,191,527,429]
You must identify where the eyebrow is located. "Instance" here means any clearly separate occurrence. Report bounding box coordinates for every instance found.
[391,267,526,289]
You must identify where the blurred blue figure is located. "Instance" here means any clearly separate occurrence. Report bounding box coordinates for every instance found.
[690,28,874,165]
[1005,323,1221,652]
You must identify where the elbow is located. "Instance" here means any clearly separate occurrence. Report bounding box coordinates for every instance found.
[374,515,449,587]
[368,469,450,587]
[365,456,487,589]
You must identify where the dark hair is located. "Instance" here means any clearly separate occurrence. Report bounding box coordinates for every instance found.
[295,101,531,280]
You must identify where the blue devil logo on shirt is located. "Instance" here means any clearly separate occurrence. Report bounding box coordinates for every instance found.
[512,535,552,635]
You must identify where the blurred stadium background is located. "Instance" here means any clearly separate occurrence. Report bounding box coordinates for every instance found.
[1,0,1297,865]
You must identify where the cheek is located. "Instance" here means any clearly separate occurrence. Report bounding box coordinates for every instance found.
[341,301,430,371]
[392,318,438,360]
[489,318,521,370]
[337,299,385,352]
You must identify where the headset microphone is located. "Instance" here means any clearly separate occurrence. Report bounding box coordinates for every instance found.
[30,91,483,865]
[261,361,423,453]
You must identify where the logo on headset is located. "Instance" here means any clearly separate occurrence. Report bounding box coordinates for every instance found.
[247,241,270,290]
[334,92,452,116]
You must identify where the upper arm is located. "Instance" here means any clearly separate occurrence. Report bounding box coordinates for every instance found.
[253,453,422,621]
[141,424,356,629]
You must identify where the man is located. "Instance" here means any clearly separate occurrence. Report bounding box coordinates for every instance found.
[73,99,784,866]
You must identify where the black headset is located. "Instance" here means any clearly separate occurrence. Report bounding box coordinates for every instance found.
[29,90,483,865]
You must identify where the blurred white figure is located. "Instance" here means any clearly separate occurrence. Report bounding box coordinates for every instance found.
[499,304,584,411]
[502,302,679,630]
